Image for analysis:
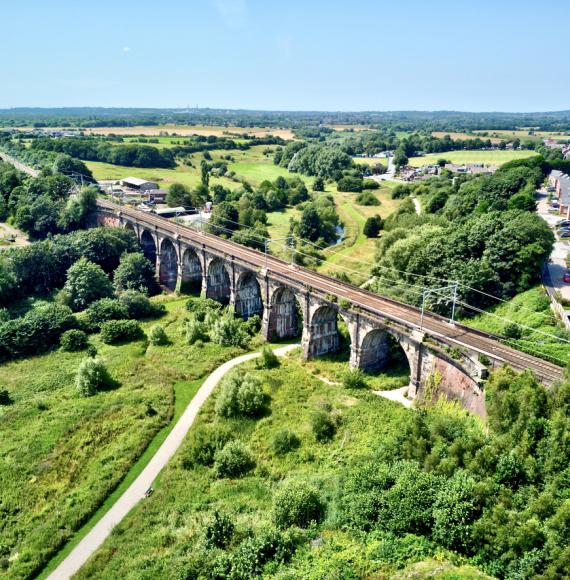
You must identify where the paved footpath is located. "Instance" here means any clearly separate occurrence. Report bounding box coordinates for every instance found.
[48,344,299,580]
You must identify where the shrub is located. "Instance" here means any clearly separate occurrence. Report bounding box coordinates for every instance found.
[113,252,157,294]
[362,178,380,190]
[60,329,88,352]
[503,322,522,339]
[75,356,113,397]
[186,297,222,321]
[204,510,235,549]
[213,440,255,478]
[271,429,301,456]
[119,290,165,319]
[337,176,364,192]
[230,527,297,577]
[0,389,13,405]
[84,298,129,331]
[209,312,250,348]
[63,257,114,311]
[186,318,208,345]
[216,372,266,418]
[0,303,76,361]
[271,481,325,529]
[148,324,168,346]
[363,215,383,238]
[342,369,368,389]
[356,191,380,206]
[100,319,144,344]
[256,346,280,369]
[182,424,234,468]
[311,409,336,442]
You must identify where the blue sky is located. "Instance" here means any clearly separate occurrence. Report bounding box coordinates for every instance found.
[2,0,569,112]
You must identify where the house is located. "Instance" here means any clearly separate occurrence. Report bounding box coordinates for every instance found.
[550,170,570,217]
[121,177,159,191]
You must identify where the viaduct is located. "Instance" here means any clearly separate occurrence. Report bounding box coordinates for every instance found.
[95,199,562,418]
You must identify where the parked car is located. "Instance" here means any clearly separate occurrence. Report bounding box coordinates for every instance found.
[560,230,570,238]
[558,220,570,228]
[563,271,570,283]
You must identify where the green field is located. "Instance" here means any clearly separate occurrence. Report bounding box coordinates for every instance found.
[0,297,247,579]
[408,149,538,167]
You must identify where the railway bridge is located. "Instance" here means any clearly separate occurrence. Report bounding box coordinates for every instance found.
[95,199,562,418]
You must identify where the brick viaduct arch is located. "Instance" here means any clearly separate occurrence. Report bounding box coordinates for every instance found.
[97,208,496,417]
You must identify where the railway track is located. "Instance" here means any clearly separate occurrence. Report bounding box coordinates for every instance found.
[98,199,563,386]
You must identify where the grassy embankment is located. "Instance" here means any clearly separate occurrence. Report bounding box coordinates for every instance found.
[73,347,488,578]
[461,286,570,366]
[0,297,248,579]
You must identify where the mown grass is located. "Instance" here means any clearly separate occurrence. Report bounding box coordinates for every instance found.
[407,149,538,167]
[74,347,431,579]
[0,297,246,579]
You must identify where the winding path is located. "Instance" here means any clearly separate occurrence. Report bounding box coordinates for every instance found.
[47,344,299,580]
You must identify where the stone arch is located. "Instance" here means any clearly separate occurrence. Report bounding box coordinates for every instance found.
[206,258,231,304]
[358,328,390,371]
[181,246,203,294]
[308,305,351,358]
[123,221,136,233]
[268,286,303,340]
[235,271,263,319]
[140,229,157,266]
[159,238,178,291]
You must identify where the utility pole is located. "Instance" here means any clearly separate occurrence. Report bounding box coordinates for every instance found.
[419,282,459,331]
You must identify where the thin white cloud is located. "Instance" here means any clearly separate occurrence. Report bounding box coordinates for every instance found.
[212,0,247,29]
[122,46,131,53]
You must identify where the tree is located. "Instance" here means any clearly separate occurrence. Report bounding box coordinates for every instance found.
[209,201,239,236]
[313,176,325,192]
[337,176,364,192]
[271,481,325,528]
[166,183,191,207]
[298,203,322,242]
[52,154,94,183]
[363,215,383,238]
[393,148,409,169]
[63,257,113,311]
[200,159,210,188]
[113,252,157,294]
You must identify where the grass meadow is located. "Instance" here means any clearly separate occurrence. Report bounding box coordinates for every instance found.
[408,149,538,167]
[72,348,435,579]
[0,297,246,579]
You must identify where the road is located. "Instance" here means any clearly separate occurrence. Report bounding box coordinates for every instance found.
[99,199,563,385]
[537,191,570,302]
[0,222,29,248]
[47,343,299,580]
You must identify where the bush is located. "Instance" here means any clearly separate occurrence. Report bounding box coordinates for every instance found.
[271,429,301,456]
[0,303,76,361]
[100,319,144,344]
[213,440,255,478]
[60,329,88,352]
[182,425,234,468]
[256,346,280,369]
[356,191,380,206]
[148,324,168,346]
[113,252,157,294]
[204,510,235,549]
[63,257,114,311]
[186,297,223,321]
[363,215,383,238]
[84,298,129,331]
[271,481,325,529]
[75,356,113,397]
[215,372,266,418]
[209,312,250,348]
[342,369,368,389]
[503,322,522,339]
[0,389,13,405]
[311,409,336,442]
[362,178,380,190]
[230,527,297,577]
[119,290,165,319]
[186,317,208,345]
[337,176,364,192]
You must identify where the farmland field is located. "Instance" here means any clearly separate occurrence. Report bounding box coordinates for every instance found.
[408,149,538,167]
[472,129,570,142]
[84,125,296,139]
